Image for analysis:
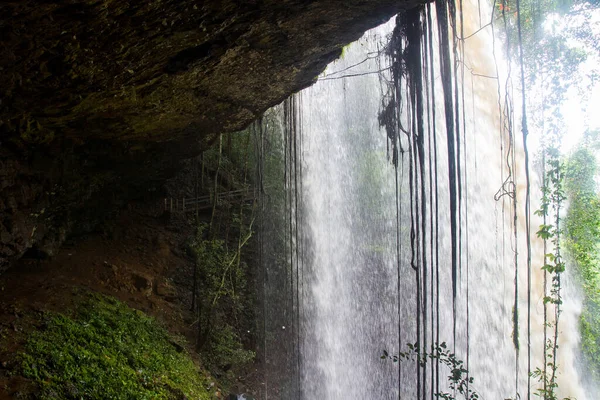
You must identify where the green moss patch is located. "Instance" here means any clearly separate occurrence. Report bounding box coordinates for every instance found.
[18,293,213,399]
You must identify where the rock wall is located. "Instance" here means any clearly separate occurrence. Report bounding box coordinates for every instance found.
[0,0,418,271]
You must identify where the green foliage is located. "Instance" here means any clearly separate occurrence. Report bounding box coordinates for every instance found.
[192,120,260,382]
[189,223,255,379]
[563,141,600,382]
[579,298,600,379]
[497,0,595,90]
[531,362,574,400]
[203,325,256,370]
[382,342,479,400]
[18,293,212,400]
[201,126,257,196]
[534,142,567,399]
[191,224,245,308]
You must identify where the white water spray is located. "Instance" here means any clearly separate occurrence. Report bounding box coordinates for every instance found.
[260,1,588,399]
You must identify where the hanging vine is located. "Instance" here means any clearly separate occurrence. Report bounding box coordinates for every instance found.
[532,145,568,400]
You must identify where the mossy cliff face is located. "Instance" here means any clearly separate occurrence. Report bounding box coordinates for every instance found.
[0,0,417,271]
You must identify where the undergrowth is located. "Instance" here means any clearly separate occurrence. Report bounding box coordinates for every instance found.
[18,293,213,399]
[189,224,256,385]
[563,143,600,383]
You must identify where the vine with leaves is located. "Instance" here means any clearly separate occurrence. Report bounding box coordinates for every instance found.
[533,144,569,400]
[382,342,479,400]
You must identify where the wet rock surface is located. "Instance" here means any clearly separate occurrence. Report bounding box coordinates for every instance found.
[0,0,417,271]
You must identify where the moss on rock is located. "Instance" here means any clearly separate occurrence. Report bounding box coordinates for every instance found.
[19,293,215,399]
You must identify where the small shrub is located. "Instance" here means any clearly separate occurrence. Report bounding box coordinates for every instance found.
[203,324,255,373]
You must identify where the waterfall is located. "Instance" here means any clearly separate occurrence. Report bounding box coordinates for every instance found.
[258,1,588,399]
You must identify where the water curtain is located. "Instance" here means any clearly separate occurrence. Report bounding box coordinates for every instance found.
[256,1,586,399]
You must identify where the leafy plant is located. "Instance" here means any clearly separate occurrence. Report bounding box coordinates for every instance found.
[190,222,253,344]
[563,138,600,383]
[188,221,255,387]
[203,324,256,372]
[382,342,479,400]
[533,143,567,400]
[19,293,213,399]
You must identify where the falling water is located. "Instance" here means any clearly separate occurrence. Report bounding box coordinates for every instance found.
[259,1,588,399]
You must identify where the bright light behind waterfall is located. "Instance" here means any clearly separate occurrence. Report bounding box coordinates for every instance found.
[255,0,598,399]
